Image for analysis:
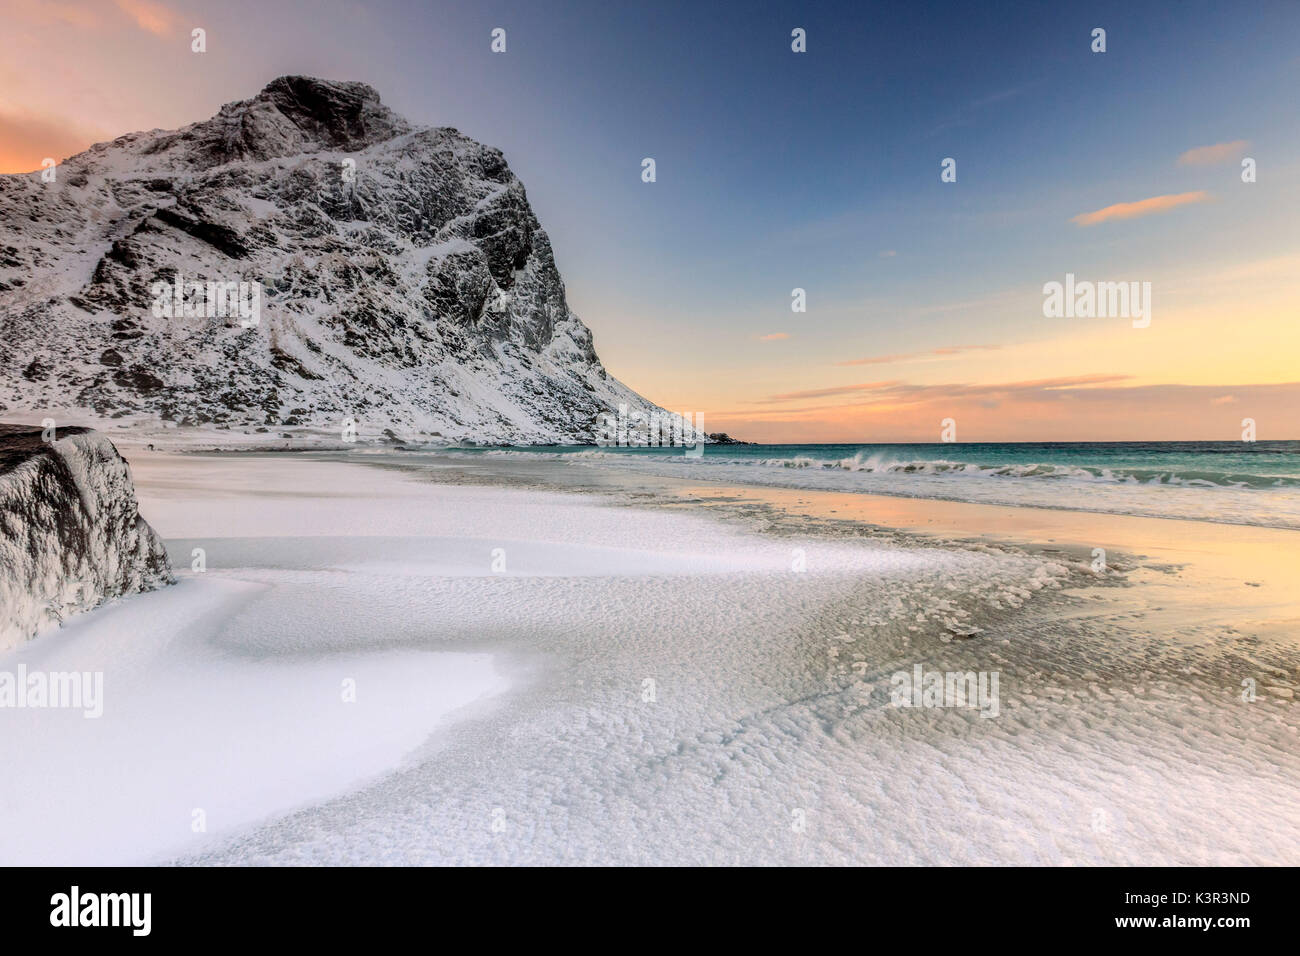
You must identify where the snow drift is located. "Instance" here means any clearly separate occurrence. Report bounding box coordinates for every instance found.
[0,425,172,647]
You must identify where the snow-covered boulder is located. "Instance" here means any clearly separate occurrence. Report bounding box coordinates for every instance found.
[0,425,172,648]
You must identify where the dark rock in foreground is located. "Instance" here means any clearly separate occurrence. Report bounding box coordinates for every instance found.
[0,425,172,647]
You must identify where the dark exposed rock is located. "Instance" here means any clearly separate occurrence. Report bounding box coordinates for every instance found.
[706,433,753,445]
[0,424,172,647]
[21,358,49,382]
[152,205,250,259]
[113,367,165,395]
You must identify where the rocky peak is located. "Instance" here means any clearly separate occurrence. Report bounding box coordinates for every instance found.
[0,77,666,445]
[254,76,391,143]
[154,76,411,170]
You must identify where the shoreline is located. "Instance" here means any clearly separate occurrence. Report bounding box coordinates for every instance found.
[399,448,1300,651]
[4,447,1297,865]
[428,446,1300,532]
[142,444,1300,676]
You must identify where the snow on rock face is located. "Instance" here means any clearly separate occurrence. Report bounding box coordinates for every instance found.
[0,425,172,648]
[0,76,666,444]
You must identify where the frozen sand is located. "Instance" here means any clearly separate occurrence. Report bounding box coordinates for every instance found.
[4,449,1299,865]
[0,577,503,865]
[0,454,517,865]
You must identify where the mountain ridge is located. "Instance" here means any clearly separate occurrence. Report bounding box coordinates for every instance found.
[0,76,675,446]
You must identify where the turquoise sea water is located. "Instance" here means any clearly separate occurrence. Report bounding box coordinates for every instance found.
[476,441,1300,489]
[447,441,1300,528]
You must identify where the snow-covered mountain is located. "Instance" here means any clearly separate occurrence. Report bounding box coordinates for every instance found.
[0,425,171,648]
[0,76,668,444]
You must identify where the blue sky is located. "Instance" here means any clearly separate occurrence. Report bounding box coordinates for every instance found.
[3,0,1298,438]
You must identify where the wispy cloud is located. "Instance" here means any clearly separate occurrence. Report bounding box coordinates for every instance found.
[708,381,1300,443]
[969,85,1032,108]
[927,80,1042,137]
[114,0,177,35]
[6,0,100,28]
[758,333,790,341]
[1071,191,1211,227]
[760,374,1131,407]
[8,0,177,34]
[762,381,903,403]
[1178,140,1250,166]
[835,344,999,367]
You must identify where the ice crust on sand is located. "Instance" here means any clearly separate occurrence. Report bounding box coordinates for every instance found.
[0,573,505,864]
[6,452,1297,866]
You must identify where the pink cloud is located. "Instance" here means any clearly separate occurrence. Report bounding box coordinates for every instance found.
[1178,140,1250,166]
[758,333,790,341]
[1071,191,1211,226]
[707,381,1300,443]
[6,0,100,28]
[762,380,903,403]
[835,344,999,367]
[8,0,177,34]
[760,373,1130,406]
[114,0,176,35]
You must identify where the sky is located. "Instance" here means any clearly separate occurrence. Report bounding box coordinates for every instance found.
[2,0,1297,442]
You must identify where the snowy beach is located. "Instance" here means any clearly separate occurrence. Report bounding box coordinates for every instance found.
[2,448,1296,865]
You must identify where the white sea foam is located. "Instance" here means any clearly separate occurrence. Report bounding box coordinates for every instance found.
[467,450,1300,529]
